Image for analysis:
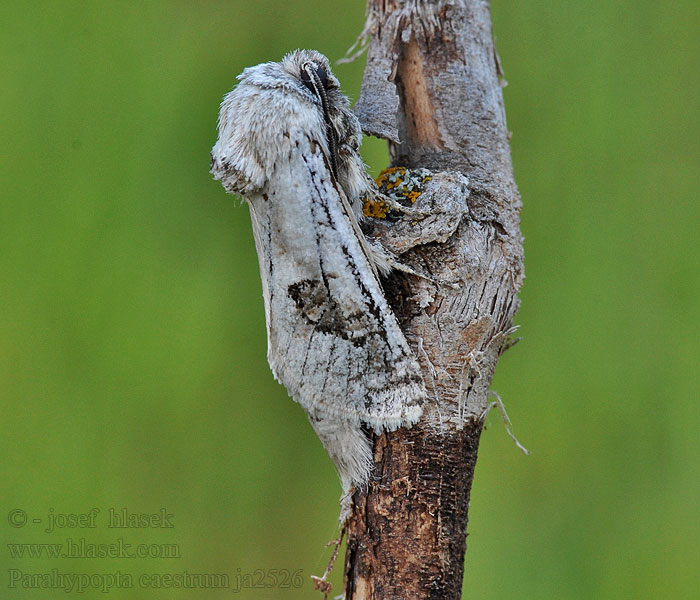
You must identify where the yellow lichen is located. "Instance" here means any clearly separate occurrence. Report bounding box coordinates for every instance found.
[366,166,431,218]
[375,167,406,188]
[362,197,389,219]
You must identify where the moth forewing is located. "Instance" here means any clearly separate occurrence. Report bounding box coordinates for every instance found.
[255,131,424,427]
[211,50,427,489]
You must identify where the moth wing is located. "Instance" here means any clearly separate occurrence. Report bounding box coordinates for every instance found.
[253,130,425,431]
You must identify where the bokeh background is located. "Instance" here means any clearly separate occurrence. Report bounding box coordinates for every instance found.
[2,1,698,598]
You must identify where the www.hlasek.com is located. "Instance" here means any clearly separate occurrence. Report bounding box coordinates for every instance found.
[7,569,305,593]
[7,538,180,559]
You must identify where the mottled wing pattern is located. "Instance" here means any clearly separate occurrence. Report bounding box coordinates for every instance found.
[247,129,425,430]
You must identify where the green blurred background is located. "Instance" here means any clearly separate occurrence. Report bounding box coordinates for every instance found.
[2,1,698,598]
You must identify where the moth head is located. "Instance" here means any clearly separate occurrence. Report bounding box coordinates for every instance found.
[300,63,330,94]
[210,50,358,195]
[281,50,348,178]
[281,50,341,102]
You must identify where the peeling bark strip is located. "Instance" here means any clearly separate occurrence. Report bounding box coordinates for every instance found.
[345,1,524,598]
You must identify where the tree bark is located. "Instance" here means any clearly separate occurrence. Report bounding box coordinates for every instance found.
[344,1,523,598]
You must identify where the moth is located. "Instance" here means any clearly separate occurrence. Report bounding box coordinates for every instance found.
[210,50,427,494]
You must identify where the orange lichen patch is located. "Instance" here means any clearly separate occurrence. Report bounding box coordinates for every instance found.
[365,166,433,219]
[378,167,431,200]
[375,166,407,189]
[362,197,390,219]
[406,191,421,203]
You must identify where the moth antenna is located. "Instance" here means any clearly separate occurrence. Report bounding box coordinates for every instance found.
[302,62,339,178]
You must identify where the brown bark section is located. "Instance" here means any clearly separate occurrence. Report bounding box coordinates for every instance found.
[346,423,483,599]
[344,1,523,598]
[396,38,444,149]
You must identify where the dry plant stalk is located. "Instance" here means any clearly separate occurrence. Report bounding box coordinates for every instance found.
[344,1,524,598]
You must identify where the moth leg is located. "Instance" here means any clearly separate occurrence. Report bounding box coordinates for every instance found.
[368,239,460,289]
[367,239,424,278]
[363,187,433,219]
[382,195,433,217]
